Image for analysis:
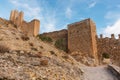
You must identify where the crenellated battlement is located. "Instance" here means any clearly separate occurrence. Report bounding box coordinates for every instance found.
[10,10,24,27]
[97,34,120,39]
[9,10,40,36]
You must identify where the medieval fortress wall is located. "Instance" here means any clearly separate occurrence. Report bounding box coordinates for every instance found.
[3,10,120,65]
[68,19,97,56]
[41,18,120,65]
[97,34,120,66]
[42,29,68,41]
[42,19,99,64]
[10,10,40,36]
[68,19,98,64]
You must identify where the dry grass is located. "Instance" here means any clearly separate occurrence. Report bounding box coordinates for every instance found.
[40,60,48,66]
[29,42,34,46]
[21,35,29,41]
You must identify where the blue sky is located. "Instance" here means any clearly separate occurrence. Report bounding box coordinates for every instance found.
[0,0,120,37]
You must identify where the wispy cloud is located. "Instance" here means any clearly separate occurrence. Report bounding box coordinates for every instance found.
[9,0,58,33]
[105,11,120,20]
[65,7,72,19]
[9,0,41,19]
[88,1,96,8]
[103,19,120,38]
[41,12,57,32]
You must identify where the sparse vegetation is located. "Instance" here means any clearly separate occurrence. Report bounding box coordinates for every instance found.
[31,47,38,51]
[37,35,53,43]
[54,38,67,52]
[40,60,48,66]
[62,55,69,59]
[0,45,10,53]
[16,37,19,40]
[40,46,43,49]
[0,77,15,80]
[102,52,110,59]
[29,42,34,46]
[50,51,57,56]
[21,35,29,41]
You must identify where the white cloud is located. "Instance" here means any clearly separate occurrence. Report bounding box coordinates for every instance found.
[88,1,96,8]
[65,7,72,19]
[103,19,120,38]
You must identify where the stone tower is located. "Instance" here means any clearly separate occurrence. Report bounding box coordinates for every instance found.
[9,10,40,36]
[29,19,40,36]
[68,18,98,64]
[10,10,24,27]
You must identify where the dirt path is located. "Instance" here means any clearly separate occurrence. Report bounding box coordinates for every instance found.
[81,66,118,80]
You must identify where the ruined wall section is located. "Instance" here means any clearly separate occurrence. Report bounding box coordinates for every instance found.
[9,10,40,36]
[68,19,98,64]
[97,34,120,66]
[41,29,68,51]
[41,29,68,41]
[10,10,24,27]
[31,19,40,36]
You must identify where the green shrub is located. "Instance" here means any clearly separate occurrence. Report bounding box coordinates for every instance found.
[37,35,53,43]
[102,52,110,59]
[54,38,67,52]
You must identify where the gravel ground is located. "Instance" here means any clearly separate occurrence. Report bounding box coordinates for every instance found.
[81,66,118,80]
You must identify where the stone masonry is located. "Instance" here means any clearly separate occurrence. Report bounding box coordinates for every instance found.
[97,34,120,66]
[68,19,98,64]
[10,10,40,36]
[41,29,68,41]
[41,18,99,65]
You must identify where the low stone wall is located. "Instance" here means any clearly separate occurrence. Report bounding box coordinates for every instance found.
[108,65,120,79]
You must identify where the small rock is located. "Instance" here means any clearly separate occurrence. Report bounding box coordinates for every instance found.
[20,51,24,54]
[12,51,17,54]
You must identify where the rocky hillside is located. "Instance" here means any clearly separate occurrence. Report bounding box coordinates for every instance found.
[0,18,83,80]
[0,17,120,80]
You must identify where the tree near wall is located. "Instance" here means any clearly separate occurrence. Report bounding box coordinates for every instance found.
[37,35,53,43]
[54,38,67,52]
[102,52,110,59]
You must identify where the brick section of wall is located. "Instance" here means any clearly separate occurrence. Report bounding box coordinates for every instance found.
[68,19,98,64]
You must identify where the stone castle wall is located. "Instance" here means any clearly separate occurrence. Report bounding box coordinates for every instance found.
[41,29,68,41]
[97,34,120,66]
[68,19,98,64]
[41,19,98,64]
[9,10,40,36]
